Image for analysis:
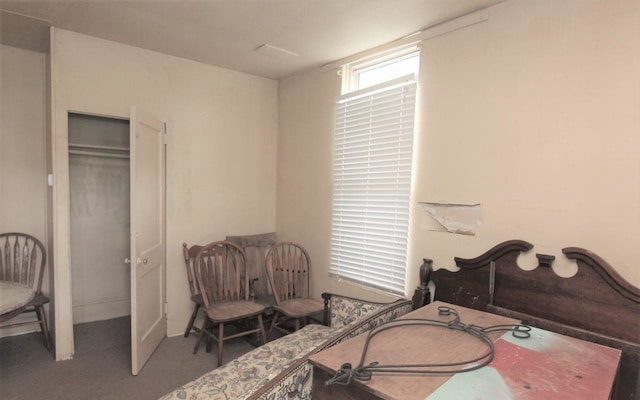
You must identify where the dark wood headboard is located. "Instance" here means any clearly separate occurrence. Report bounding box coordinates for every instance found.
[413,240,640,400]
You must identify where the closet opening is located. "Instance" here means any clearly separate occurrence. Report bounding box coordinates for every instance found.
[68,113,131,351]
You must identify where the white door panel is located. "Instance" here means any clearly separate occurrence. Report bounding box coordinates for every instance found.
[130,108,166,375]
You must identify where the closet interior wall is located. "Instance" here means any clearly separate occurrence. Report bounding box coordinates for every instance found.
[68,113,131,325]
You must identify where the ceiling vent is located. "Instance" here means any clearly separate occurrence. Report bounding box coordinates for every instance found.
[254,44,299,60]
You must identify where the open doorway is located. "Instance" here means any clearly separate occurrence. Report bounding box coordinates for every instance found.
[68,113,130,331]
[58,109,166,374]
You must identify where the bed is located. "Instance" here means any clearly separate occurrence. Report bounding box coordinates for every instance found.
[412,240,639,400]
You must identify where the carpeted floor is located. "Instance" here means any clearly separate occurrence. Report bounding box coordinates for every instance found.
[0,317,257,400]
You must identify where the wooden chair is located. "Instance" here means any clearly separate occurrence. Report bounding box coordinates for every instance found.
[194,241,267,366]
[182,242,204,338]
[265,242,324,334]
[0,232,52,351]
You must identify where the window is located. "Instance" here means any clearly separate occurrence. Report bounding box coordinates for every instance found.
[342,45,420,92]
[330,47,419,295]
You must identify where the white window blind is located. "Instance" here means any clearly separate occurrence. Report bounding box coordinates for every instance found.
[330,75,417,295]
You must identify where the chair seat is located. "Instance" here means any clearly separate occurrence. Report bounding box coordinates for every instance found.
[0,281,34,314]
[206,300,266,322]
[275,298,324,318]
[27,293,50,307]
[0,233,51,351]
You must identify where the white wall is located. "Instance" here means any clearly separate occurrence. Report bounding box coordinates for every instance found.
[277,0,640,302]
[51,29,278,360]
[0,44,49,336]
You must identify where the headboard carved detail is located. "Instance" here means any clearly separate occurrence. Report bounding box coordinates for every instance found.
[452,239,533,269]
[562,246,640,303]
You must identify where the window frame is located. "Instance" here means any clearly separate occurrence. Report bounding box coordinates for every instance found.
[341,43,421,94]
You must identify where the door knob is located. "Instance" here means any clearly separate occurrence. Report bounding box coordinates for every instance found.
[124,258,131,264]
[138,258,148,265]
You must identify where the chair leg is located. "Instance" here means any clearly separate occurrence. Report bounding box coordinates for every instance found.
[269,312,279,335]
[35,305,52,351]
[217,323,224,367]
[184,303,201,337]
[257,314,267,344]
[205,326,212,353]
[193,318,208,355]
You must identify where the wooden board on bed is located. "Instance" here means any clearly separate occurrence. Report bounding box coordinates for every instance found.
[418,240,640,400]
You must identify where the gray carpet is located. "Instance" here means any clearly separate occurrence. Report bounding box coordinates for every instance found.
[0,317,258,400]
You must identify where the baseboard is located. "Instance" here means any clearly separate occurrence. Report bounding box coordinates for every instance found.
[73,297,130,324]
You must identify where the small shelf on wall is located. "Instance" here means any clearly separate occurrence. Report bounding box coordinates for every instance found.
[69,143,130,159]
[68,112,130,159]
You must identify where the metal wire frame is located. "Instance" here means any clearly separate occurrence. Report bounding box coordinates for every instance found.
[325,306,531,386]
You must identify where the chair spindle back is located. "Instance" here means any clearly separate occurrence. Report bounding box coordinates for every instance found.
[196,241,247,307]
[182,242,203,298]
[265,242,311,305]
[0,233,46,293]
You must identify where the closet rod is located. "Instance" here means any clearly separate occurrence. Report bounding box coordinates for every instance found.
[68,142,129,152]
[69,149,130,160]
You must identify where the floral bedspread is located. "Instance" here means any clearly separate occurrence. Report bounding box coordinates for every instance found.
[159,324,336,400]
[328,295,387,330]
[160,295,413,400]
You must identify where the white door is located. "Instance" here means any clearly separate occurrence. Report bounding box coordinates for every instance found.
[129,108,166,375]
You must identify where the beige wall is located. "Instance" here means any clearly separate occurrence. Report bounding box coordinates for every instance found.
[0,45,47,238]
[0,44,49,336]
[51,29,278,359]
[277,0,640,301]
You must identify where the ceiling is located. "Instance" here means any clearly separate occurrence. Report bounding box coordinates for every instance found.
[0,0,503,80]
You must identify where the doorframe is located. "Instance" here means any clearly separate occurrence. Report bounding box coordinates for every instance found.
[51,109,131,361]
